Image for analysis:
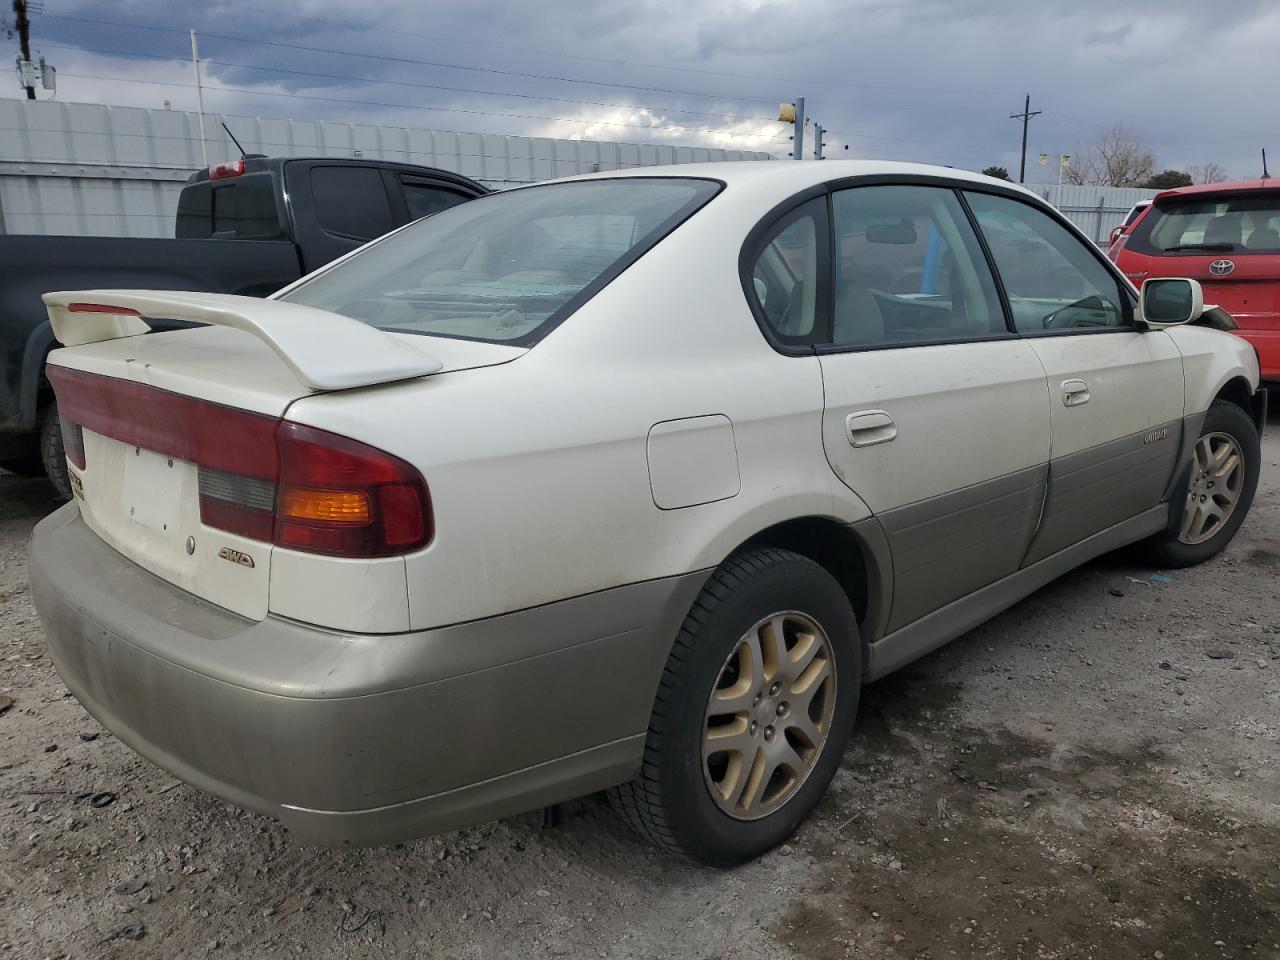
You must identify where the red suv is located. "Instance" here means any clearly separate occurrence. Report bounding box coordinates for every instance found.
[1115,179,1280,387]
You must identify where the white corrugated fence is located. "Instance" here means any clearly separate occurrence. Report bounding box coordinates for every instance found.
[0,100,774,237]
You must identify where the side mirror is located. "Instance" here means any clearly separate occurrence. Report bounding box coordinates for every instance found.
[1139,277,1204,328]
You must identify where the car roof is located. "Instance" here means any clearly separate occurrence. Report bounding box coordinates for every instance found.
[545,159,1036,196]
[1154,178,1278,201]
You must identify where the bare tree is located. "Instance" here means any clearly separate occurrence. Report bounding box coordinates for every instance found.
[1188,162,1229,184]
[1063,124,1156,187]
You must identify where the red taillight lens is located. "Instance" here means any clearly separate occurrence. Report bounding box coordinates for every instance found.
[59,413,86,470]
[209,159,245,180]
[1107,233,1128,263]
[272,423,430,557]
[45,366,431,559]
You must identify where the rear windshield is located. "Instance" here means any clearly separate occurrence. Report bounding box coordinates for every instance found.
[1128,191,1280,255]
[176,174,284,240]
[280,177,720,345]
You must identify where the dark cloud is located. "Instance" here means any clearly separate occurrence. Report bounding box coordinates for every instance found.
[8,0,1277,179]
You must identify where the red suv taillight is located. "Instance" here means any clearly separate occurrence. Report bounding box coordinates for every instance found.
[47,366,432,559]
[1107,233,1128,263]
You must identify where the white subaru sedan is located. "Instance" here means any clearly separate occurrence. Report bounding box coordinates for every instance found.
[29,161,1263,866]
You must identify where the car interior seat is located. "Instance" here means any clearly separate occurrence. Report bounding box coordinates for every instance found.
[1203,215,1242,247]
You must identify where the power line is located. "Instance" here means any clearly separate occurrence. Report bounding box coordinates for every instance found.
[34,40,781,125]
[51,72,784,143]
[38,7,1023,100]
[39,13,782,106]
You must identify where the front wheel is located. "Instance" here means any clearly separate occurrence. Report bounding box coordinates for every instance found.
[610,546,861,866]
[1146,400,1260,567]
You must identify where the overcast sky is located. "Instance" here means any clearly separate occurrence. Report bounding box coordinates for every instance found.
[5,0,1277,181]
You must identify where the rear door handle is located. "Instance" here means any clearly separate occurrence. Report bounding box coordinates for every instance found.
[845,409,897,447]
[1061,379,1090,407]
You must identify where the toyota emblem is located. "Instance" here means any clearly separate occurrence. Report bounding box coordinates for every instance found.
[1209,259,1235,276]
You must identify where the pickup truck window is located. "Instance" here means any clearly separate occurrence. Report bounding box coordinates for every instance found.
[176,174,283,240]
[310,166,395,241]
[401,179,472,221]
[281,177,720,346]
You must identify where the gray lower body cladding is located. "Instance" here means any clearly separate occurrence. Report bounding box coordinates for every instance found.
[29,504,709,846]
[1024,419,1181,563]
[878,464,1047,632]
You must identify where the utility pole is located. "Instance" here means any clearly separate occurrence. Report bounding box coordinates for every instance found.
[778,98,806,159]
[190,29,208,166]
[13,0,35,100]
[1009,94,1041,184]
[814,124,825,160]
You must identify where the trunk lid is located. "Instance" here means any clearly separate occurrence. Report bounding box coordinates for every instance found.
[44,291,523,619]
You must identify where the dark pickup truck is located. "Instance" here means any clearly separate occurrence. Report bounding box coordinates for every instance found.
[0,156,488,495]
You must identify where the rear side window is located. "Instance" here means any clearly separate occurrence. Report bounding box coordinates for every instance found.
[282,178,720,345]
[400,179,472,221]
[747,199,823,344]
[310,166,395,240]
[966,191,1129,333]
[1128,192,1280,255]
[176,175,283,240]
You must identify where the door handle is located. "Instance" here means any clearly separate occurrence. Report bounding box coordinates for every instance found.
[845,410,897,447]
[1061,379,1090,407]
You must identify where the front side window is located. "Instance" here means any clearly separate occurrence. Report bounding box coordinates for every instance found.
[283,178,718,344]
[1128,192,1280,255]
[966,191,1128,333]
[746,199,822,343]
[830,185,1005,347]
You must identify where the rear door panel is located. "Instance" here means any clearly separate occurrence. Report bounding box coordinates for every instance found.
[820,340,1050,632]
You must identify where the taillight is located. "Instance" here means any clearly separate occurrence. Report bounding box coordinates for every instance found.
[271,423,430,557]
[59,413,86,470]
[197,422,431,558]
[45,366,431,559]
[209,159,245,180]
[1107,233,1128,263]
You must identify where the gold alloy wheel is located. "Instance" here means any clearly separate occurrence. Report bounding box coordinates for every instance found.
[1180,431,1245,545]
[702,611,837,820]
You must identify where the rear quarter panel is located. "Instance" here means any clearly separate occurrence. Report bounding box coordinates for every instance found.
[281,181,871,629]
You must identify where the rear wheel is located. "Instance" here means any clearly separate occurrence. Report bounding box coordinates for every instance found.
[1146,400,1259,567]
[610,546,860,866]
[39,404,71,501]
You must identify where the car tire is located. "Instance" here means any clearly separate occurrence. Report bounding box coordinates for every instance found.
[0,445,44,478]
[609,546,861,866]
[40,404,72,501]
[1146,400,1259,568]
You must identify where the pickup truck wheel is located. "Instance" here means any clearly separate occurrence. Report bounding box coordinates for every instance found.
[609,546,860,866]
[0,445,43,478]
[39,404,72,501]
[1146,400,1259,568]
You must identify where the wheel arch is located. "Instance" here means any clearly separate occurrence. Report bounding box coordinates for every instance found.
[733,515,892,674]
[1213,375,1267,434]
[19,321,58,429]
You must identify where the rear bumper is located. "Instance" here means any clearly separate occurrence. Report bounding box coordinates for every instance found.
[29,504,706,846]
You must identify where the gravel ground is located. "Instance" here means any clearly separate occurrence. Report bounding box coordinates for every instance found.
[1,414,1277,960]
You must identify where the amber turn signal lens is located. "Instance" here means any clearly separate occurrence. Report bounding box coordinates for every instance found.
[277,486,371,524]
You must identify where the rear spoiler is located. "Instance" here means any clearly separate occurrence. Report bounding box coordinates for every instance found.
[42,289,442,391]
